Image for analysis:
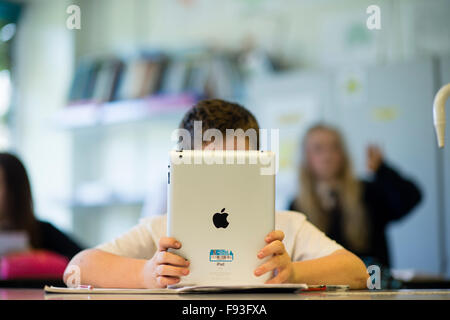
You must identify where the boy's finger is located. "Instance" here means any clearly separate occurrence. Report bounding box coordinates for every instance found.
[156,264,190,277]
[265,230,284,243]
[254,255,282,277]
[158,237,181,251]
[157,251,189,267]
[265,268,290,284]
[258,240,285,259]
[157,276,180,287]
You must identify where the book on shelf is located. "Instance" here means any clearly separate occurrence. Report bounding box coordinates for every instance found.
[67,58,101,103]
[159,57,190,95]
[92,58,124,102]
[66,49,244,110]
[184,57,211,96]
[115,55,167,100]
[139,59,164,98]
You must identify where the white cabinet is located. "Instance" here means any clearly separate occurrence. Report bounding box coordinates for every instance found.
[439,55,450,278]
[334,60,440,274]
[248,59,444,274]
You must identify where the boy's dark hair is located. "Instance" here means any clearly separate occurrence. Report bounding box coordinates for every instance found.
[179,99,260,149]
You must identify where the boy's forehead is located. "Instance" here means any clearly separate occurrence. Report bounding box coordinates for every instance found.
[202,136,252,151]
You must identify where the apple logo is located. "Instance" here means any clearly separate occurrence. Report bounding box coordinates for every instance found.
[213,208,229,229]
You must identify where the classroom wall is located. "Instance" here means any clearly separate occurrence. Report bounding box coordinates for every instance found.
[10,0,450,273]
[440,56,450,278]
[72,0,450,67]
[12,0,74,230]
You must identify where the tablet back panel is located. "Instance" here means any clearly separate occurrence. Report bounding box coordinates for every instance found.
[167,150,275,286]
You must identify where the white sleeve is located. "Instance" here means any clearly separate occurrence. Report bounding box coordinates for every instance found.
[96,222,157,260]
[141,176,167,218]
[292,218,344,262]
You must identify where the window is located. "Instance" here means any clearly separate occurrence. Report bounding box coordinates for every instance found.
[0,2,21,150]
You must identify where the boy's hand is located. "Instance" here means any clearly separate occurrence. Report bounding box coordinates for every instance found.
[254,230,294,284]
[141,237,190,288]
[366,144,383,173]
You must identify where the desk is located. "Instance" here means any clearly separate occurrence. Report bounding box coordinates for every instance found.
[1,289,450,300]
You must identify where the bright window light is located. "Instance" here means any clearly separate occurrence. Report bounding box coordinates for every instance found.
[0,124,10,150]
[1,23,16,42]
[0,69,11,117]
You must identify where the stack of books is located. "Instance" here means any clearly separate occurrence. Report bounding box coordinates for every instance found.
[67,49,244,106]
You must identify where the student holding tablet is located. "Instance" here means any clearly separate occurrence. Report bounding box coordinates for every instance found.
[65,99,369,289]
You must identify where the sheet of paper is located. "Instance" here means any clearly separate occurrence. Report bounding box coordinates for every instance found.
[44,286,179,294]
[0,232,29,255]
[44,283,308,295]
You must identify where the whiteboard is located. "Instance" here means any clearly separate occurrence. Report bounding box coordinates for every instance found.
[331,59,440,274]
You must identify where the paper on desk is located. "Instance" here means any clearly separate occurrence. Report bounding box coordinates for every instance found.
[44,286,179,294]
[44,283,308,294]
[171,283,308,293]
[0,232,29,255]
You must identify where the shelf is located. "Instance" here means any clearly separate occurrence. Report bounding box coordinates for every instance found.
[60,196,145,209]
[69,199,145,209]
[54,93,197,129]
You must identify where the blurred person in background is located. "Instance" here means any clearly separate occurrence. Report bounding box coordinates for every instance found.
[289,124,422,268]
[0,152,83,260]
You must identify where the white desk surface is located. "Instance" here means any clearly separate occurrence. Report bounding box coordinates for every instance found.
[1,289,450,300]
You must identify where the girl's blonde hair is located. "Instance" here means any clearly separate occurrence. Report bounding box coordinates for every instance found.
[294,124,369,252]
